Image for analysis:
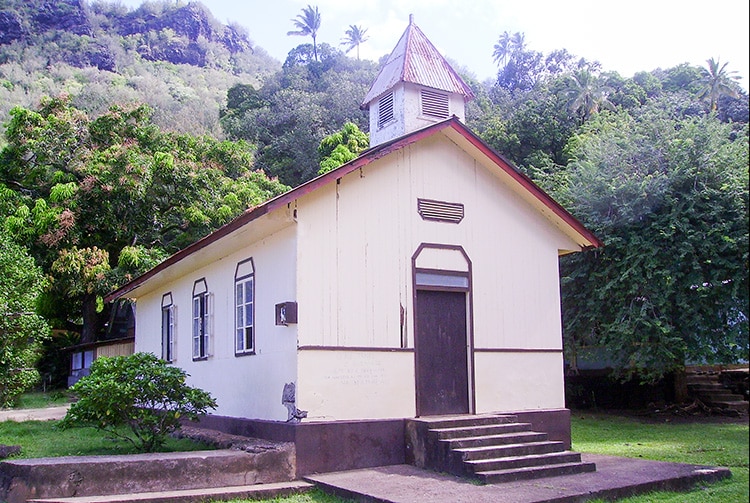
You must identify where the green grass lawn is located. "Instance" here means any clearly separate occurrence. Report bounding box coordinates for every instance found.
[0,420,213,458]
[10,390,72,409]
[571,411,749,503]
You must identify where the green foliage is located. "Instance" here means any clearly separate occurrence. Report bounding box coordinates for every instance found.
[0,234,50,407]
[0,96,288,342]
[318,121,368,174]
[221,57,377,186]
[558,109,749,381]
[60,352,217,453]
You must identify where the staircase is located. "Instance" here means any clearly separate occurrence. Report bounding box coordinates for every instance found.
[405,414,595,484]
[686,368,749,413]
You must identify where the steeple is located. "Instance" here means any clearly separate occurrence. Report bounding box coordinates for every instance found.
[362,16,474,147]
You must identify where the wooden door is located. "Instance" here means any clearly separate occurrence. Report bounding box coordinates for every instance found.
[415,289,469,416]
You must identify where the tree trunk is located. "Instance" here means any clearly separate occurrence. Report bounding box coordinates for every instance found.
[80,294,100,344]
[673,367,688,403]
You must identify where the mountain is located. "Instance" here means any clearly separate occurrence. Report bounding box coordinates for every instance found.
[0,0,281,136]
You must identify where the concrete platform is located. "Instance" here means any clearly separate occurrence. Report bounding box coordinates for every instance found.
[306,454,732,503]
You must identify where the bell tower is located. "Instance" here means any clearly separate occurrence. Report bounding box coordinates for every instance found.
[361,15,475,148]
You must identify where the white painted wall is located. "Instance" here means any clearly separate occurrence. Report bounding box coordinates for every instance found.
[474,352,566,412]
[295,132,577,417]
[134,224,298,420]
[297,350,416,420]
[368,83,467,147]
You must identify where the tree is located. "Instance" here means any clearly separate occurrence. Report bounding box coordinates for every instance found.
[557,109,748,382]
[287,5,321,62]
[0,233,51,407]
[696,58,741,112]
[492,31,512,67]
[318,121,369,174]
[563,69,615,122]
[341,25,369,60]
[60,352,216,452]
[1,96,288,342]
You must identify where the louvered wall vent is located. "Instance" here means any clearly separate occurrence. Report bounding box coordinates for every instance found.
[378,92,394,128]
[421,89,450,119]
[418,198,464,223]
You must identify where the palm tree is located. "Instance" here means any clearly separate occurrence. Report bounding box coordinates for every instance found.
[492,31,526,68]
[696,58,740,112]
[287,5,321,62]
[564,69,615,122]
[492,31,511,67]
[341,25,369,60]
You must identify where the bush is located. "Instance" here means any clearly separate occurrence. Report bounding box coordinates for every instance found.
[60,352,216,452]
[0,234,51,407]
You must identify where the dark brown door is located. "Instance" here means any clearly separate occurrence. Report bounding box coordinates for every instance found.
[415,289,469,416]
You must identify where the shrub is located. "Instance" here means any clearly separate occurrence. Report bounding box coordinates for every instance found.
[60,352,216,452]
[0,234,51,407]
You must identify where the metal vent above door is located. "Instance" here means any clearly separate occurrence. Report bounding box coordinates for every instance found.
[418,198,464,223]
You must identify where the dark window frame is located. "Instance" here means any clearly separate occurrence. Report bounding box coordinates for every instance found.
[192,278,209,361]
[161,292,175,362]
[235,258,256,356]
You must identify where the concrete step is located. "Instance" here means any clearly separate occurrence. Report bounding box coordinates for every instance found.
[27,480,314,503]
[688,383,727,391]
[477,461,597,484]
[697,392,747,402]
[440,431,548,449]
[454,440,566,461]
[711,400,749,412]
[431,422,533,440]
[415,414,518,429]
[465,450,584,473]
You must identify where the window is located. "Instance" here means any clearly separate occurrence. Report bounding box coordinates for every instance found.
[420,89,450,119]
[378,92,394,128]
[192,279,210,360]
[161,293,175,362]
[235,258,255,355]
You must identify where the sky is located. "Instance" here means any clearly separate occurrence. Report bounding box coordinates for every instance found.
[118,0,750,90]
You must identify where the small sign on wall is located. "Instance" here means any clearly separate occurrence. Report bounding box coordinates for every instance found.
[275,302,298,326]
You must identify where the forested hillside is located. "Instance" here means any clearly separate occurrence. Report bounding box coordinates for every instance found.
[0,0,747,394]
[0,0,279,136]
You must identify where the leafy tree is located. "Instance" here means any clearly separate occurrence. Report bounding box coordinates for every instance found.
[60,352,217,452]
[558,109,749,382]
[318,121,369,174]
[341,25,369,60]
[0,96,288,342]
[287,5,321,62]
[221,55,377,187]
[0,233,51,407]
[696,58,741,112]
[563,69,615,123]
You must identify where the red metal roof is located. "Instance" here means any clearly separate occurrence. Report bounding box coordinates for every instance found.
[105,117,601,302]
[361,17,475,106]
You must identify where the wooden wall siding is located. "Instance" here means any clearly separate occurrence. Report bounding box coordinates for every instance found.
[295,133,575,418]
[135,225,298,421]
[95,341,134,358]
[297,134,574,352]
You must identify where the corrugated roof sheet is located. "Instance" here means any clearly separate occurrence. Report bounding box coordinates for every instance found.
[361,18,475,106]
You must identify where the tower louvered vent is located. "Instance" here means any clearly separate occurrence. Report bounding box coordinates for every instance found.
[418,198,464,223]
[421,89,450,119]
[378,92,394,128]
